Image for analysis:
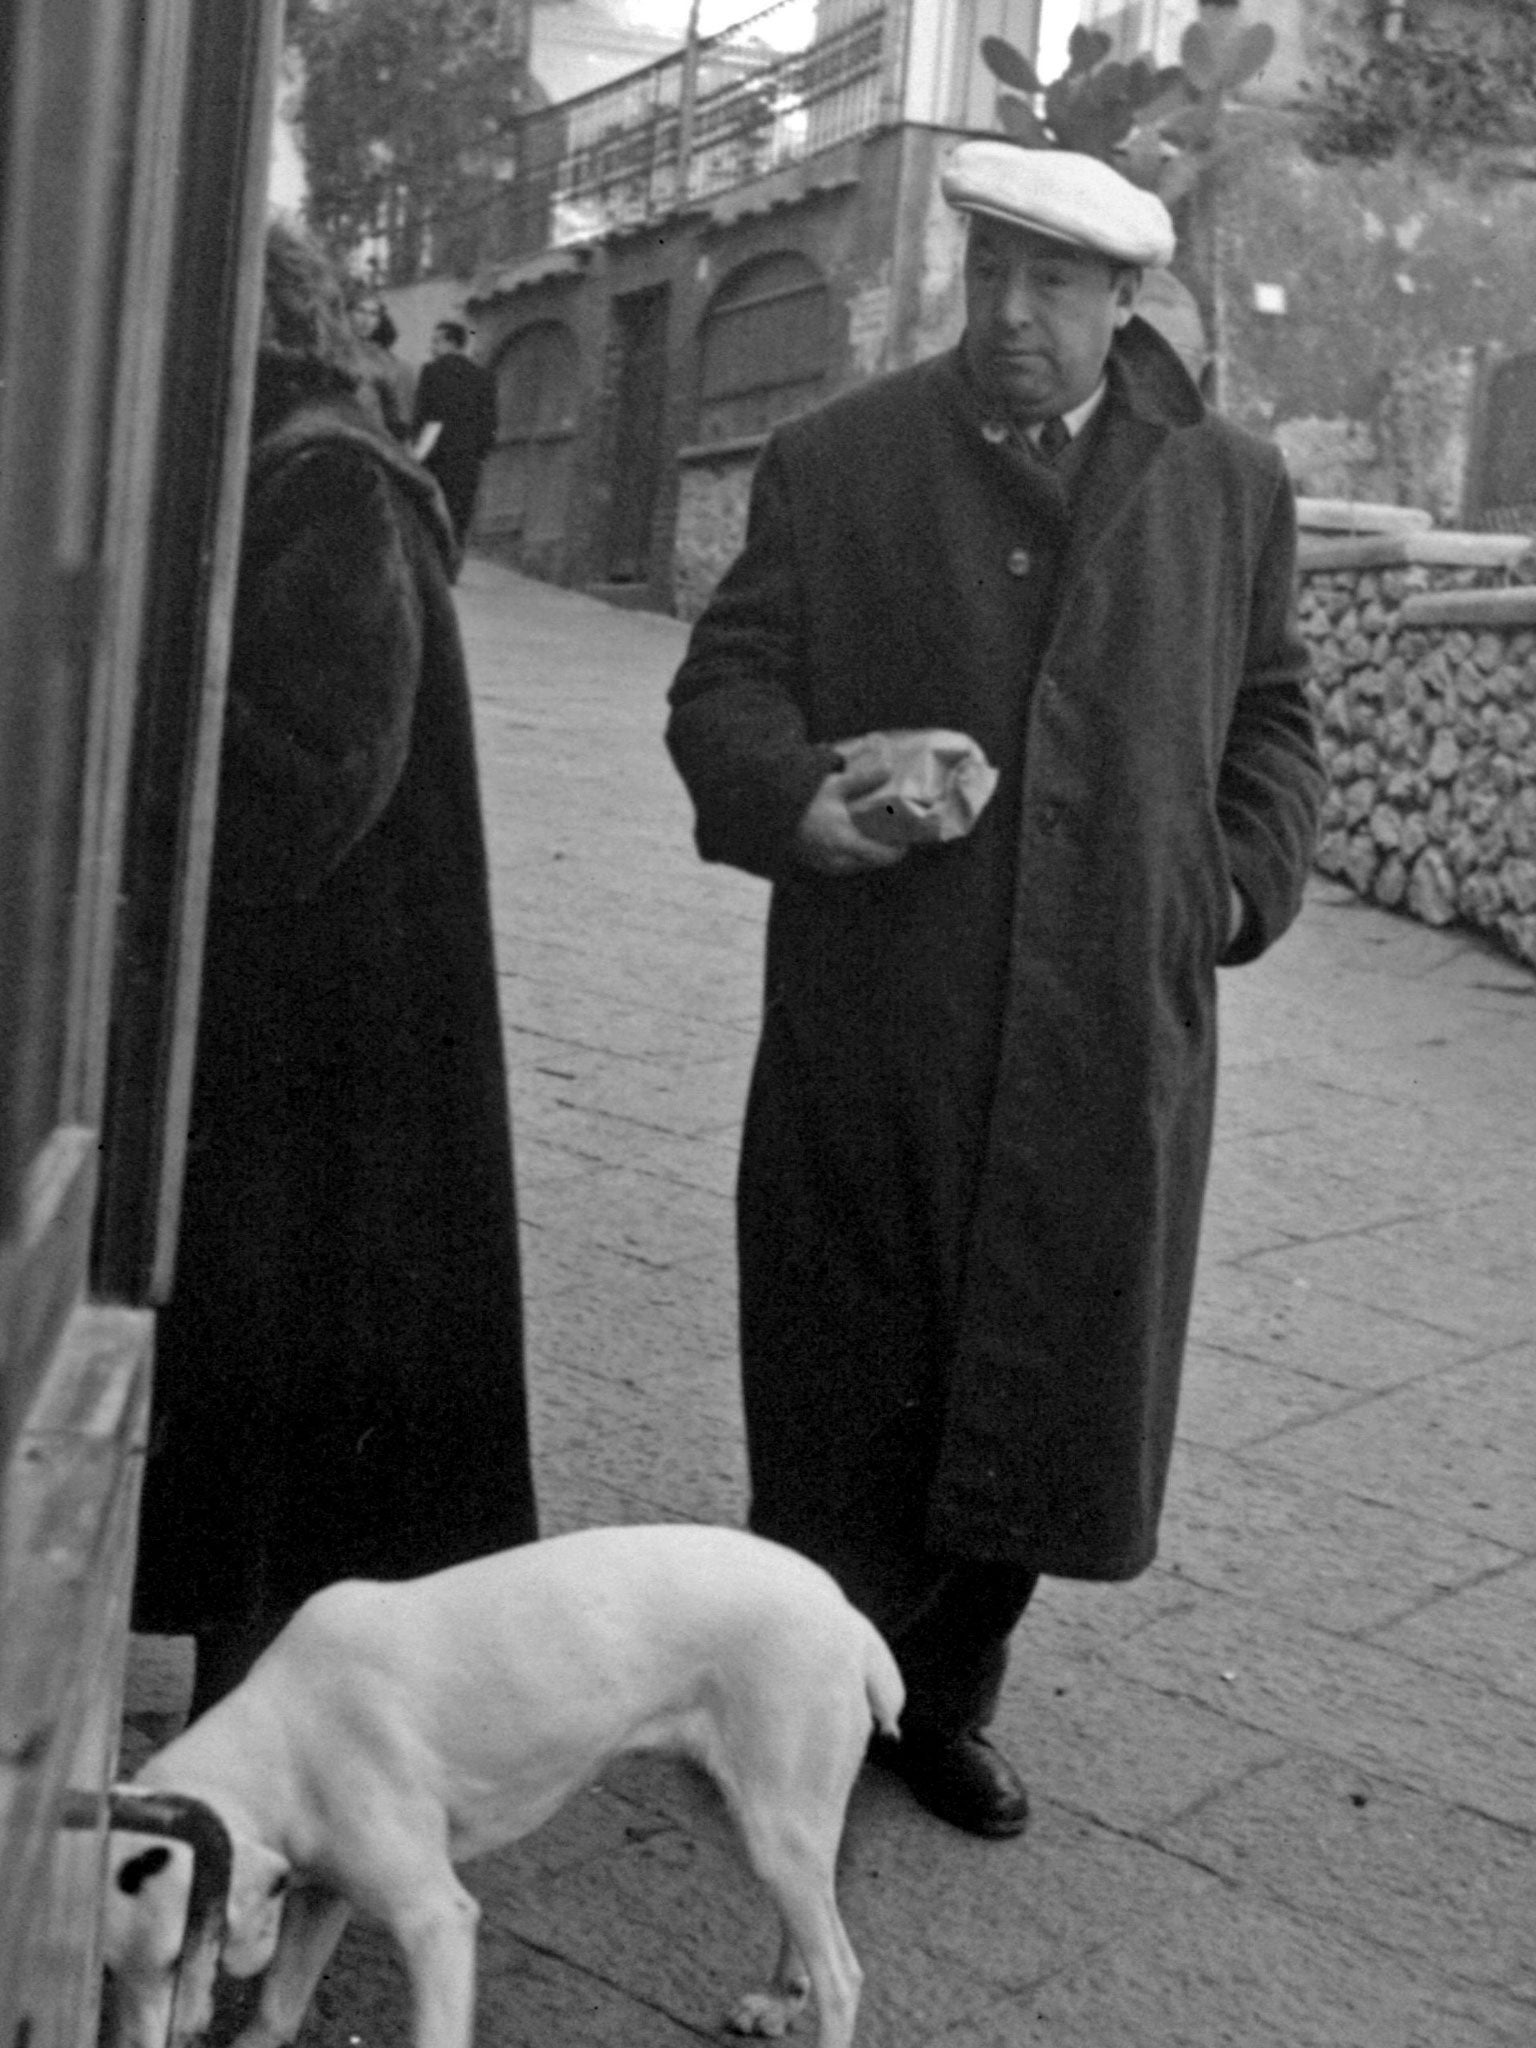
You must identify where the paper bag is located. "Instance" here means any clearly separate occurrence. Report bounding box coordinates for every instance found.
[837,728,999,846]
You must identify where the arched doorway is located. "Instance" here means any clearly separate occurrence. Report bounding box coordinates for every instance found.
[696,249,831,445]
[480,319,581,574]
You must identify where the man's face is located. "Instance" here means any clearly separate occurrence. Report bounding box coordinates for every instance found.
[962,216,1138,422]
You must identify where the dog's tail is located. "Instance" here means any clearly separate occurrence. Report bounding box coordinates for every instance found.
[862,1620,905,1739]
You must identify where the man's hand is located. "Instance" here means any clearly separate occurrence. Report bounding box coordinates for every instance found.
[793,753,909,875]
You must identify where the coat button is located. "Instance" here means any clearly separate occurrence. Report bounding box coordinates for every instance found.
[1006,546,1032,577]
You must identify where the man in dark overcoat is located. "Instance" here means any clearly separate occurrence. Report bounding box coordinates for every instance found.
[411,319,498,548]
[665,143,1324,1837]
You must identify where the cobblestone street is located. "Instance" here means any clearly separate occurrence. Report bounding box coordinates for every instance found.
[130,556,1536,2046]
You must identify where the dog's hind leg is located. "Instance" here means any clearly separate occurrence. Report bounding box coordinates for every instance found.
[729,1921,811,2041]
[727,1817,861,2048]
[228,1887,350,2048]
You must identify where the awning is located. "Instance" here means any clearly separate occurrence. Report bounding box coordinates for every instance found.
[469,245,590,308]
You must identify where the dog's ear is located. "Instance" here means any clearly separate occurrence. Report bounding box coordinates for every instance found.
[222,1837,291,1977]
[102,1787,243,2048]
[100,1831,199,2048]
[103,1830,196,1976]
[115,1844,173,1896]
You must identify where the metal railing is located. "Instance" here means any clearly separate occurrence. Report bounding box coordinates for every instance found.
[488,0,887,263]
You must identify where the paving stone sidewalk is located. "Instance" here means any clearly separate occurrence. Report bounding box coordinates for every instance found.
[127,557,1536,2048]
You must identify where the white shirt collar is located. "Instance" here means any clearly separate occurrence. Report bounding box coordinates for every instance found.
[1028,379,1107,447]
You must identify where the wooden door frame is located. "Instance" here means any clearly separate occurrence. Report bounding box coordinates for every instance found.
[0,5,281,2043]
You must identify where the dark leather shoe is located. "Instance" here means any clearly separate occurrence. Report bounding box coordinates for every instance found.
[875,1729,1030,1838]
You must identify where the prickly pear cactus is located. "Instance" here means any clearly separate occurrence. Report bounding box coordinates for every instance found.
[979,14,1276,207]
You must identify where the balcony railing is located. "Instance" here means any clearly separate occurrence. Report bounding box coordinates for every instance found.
[489,0,888,263]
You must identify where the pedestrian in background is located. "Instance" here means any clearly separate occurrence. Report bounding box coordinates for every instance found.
[411,318,498,549]
[666,143,1323,1839]
[133,220,538,1715]
[350,291,415,441]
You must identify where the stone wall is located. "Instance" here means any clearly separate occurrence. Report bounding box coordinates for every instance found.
[1298,512,1536,969]
[1208,114,1536,522]
[673,446,758,623]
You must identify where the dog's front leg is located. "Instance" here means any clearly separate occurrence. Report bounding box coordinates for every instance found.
[228,1886,350,2048]
[387,1879,480,2048]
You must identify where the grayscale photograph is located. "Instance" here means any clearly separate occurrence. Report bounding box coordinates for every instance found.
[0,3,1532,2045]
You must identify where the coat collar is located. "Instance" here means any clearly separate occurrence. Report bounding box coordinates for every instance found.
[251,396,460,578]
[938,348,1073,532]
[1060,316,1204,581]
[930,313,1205,580]
[1103,312,1206,431]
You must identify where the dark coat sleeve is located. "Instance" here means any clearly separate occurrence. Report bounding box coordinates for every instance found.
[212,441,423,906]
[1216,461,1324,965]
[665,437,841,879]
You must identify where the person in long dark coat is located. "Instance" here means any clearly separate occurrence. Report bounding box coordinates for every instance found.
[133,223,537,1714]
[410,321,498,549]
[666,145,1324,1838]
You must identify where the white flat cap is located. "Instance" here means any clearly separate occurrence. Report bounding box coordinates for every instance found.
[943,141,1175,269]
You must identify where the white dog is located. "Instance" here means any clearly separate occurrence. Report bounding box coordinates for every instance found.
[104,1525,903,2048]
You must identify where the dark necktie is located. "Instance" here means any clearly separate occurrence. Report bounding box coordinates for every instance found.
[1035,415,1071,464]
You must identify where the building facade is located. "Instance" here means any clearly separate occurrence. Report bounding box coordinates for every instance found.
[465,0,1041,611]
[460,0,1536,613]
